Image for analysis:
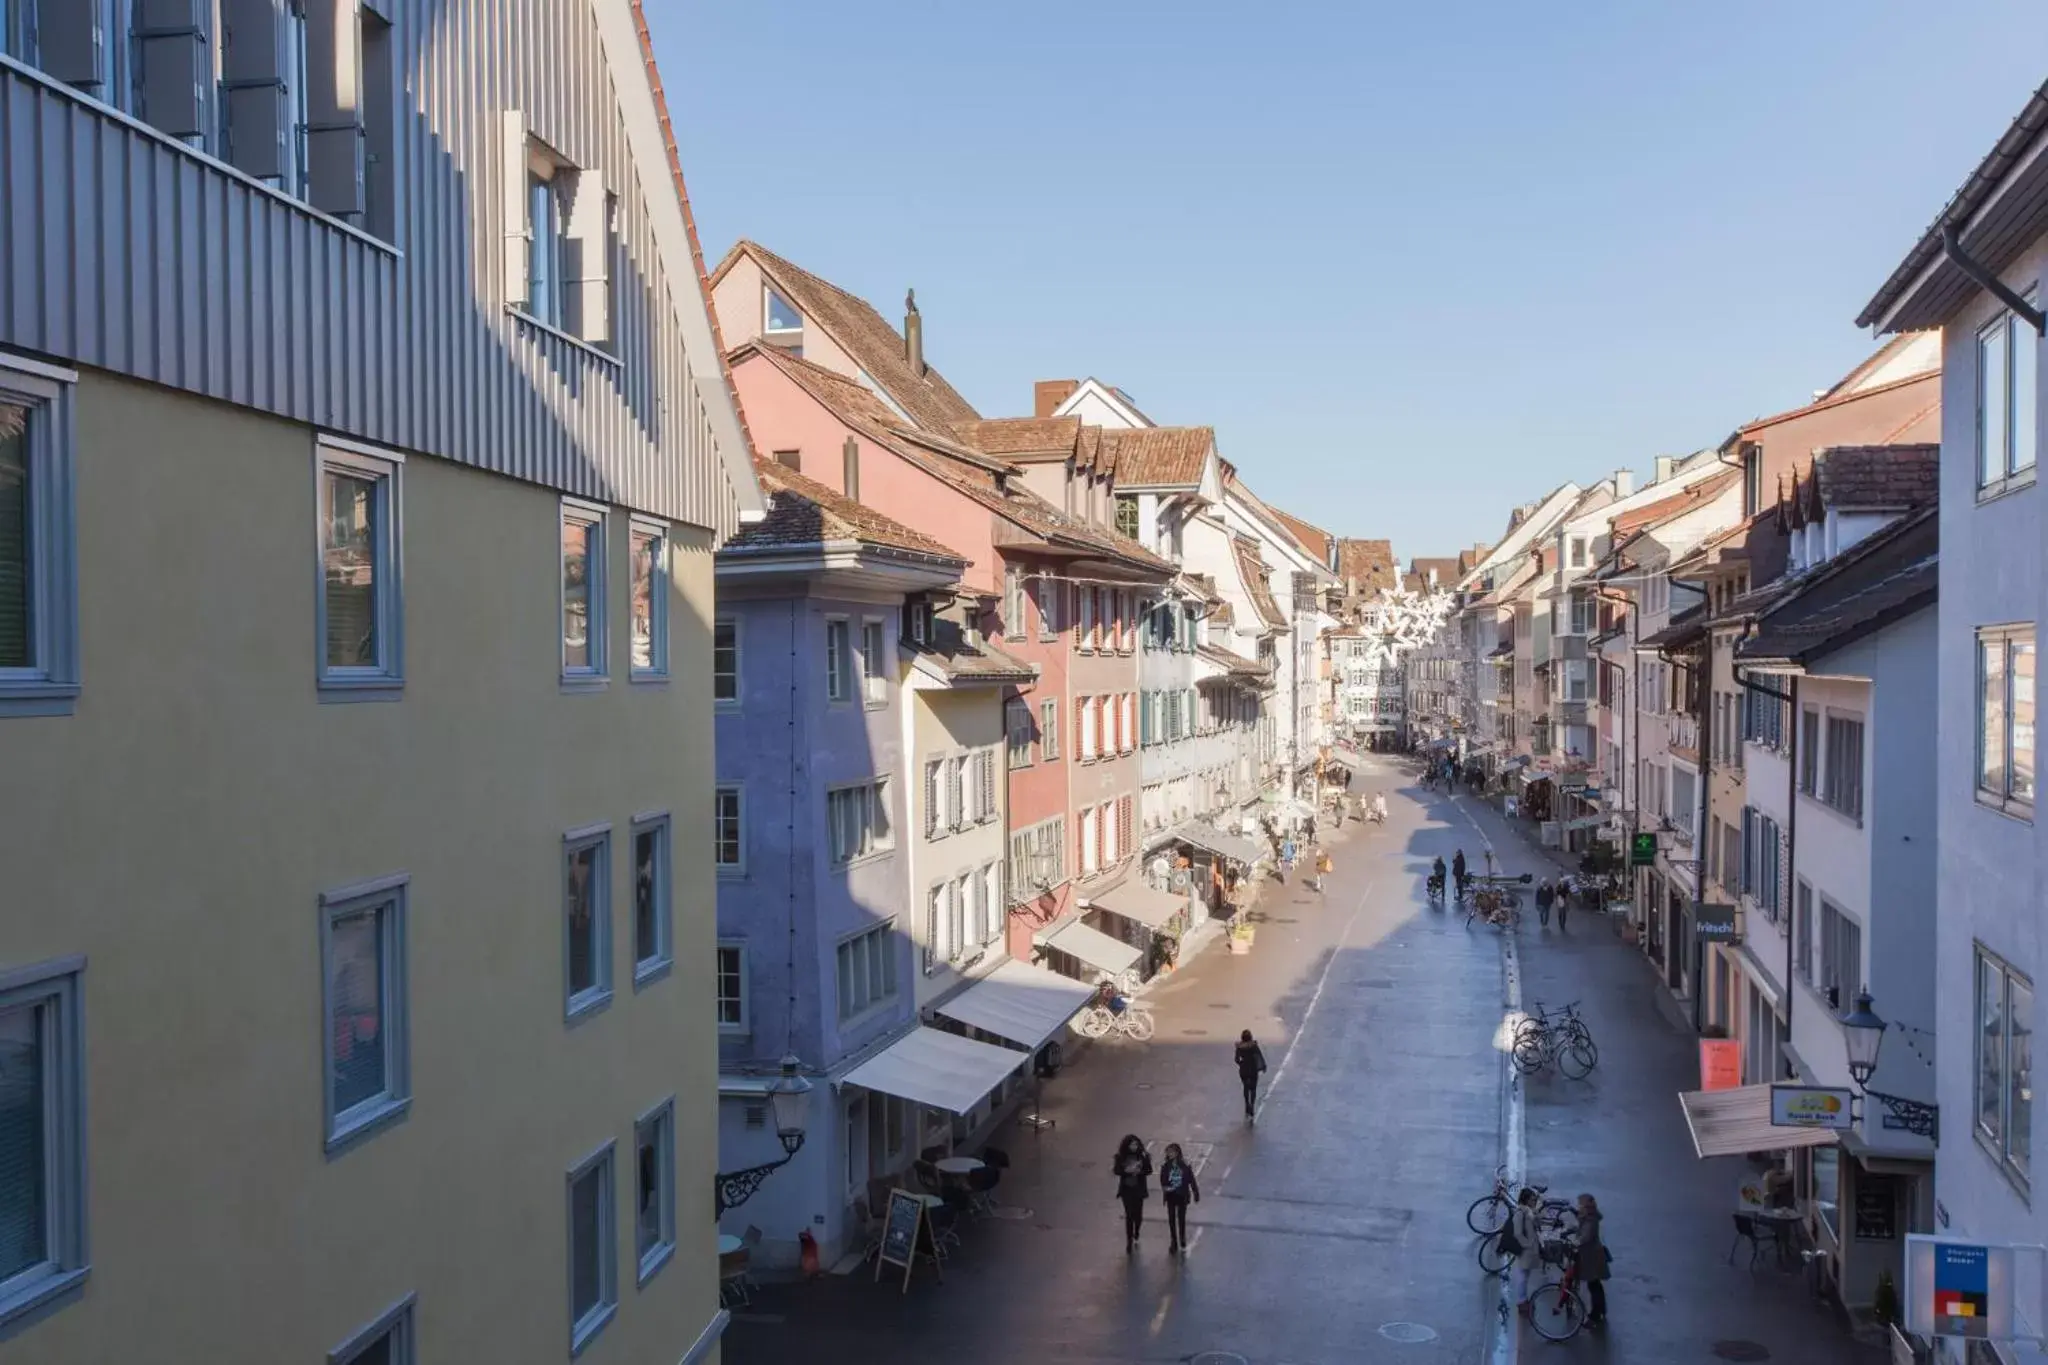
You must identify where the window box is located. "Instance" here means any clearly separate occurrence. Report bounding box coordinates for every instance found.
[320,876,410,1156]
[0,355,80,717]
[315,438,405,700]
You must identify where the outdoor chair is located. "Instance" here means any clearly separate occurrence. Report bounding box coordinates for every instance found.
[966,1165,1001,1216]
[912,1160,943,1196]
[851,1196,883,1264]
[1728,1212,1766,1268]
[718,1248,750,1308]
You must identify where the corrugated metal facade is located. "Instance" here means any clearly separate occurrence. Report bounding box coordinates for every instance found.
[0,0,743,537]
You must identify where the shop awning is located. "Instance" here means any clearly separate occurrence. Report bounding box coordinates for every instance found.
[1562,813,1607,831]
[1173,824,1268,867]
[1092,883,1187,931]
[1679,1084,1839,1160]
[1037,919,1143,977]
[932,961,1094,1052]
[841,1027,1027,1116]
[1330,742,1366,768]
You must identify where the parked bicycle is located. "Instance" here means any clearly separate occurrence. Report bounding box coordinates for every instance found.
[1466,1165,1580,1241]
[1075,999,1156,1041]
[1528,1232,1590,1341]
[1464,874,1530,929]
[1512,1001,1598,1078]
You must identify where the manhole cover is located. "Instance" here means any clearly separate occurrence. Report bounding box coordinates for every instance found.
[1181,1028,1209,1036]
[1711,1345,1771,1363]
[1378,1322,1439,1344]
[1190,1355,1250,1365]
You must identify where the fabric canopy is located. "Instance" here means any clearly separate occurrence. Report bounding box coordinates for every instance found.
[931,961,1093,1052]
[1173,824,1267,867]
[1092,884,1187,931]
[1680,1084,1839,1160]
[1039,919,1142,976]
[1329,742,1366,768]
[1562,814,1607,832]
[840,1027,1027,1116]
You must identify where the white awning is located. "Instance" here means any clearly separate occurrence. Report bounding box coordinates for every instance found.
[1038,920,1142,977]
[1174,824,1268,867]
[932,961,1094,1052]
[1091,884,1187,931]
[840,1027,1027,1116]
[1679,1084,1839,1160]
[1329,742,1366,768]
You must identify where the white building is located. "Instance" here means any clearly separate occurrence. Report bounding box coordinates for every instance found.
[1860,83,2043,1365]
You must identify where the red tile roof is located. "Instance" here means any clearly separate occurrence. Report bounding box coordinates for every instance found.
[1098,426,1215,489]
[1807,444,1940,513]
[1268,506,1333,563]
[953,417,1084,460]
[711,240,982,436]
[1234,538,1289,630]
[1608,470,1741,538]
[728,458,967,560]
[1336,538,1396,592]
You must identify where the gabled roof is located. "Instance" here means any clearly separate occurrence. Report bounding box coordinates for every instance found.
[1100,426,1216,489]
[1233,538,1289,630]
[953,417,1084,462]
[734,342,1015,478]
[1609,470,1741,538]
[1267,505,1333,564]
[710,240,982,435]
[1336,538,1397,592]
[1798,444,1940,520]
[1735,340,1940,438]
[1738,507,1939,667]
[727,458,967,561]
[908,618,1039,684]
[1639,603,1708,652]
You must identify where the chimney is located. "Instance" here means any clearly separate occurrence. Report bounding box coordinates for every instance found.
[842,436,861,501]
[1653,455,1675,484]
[1612,468,1633,498]
[904,289,924,377]
[1034,379,1080,419]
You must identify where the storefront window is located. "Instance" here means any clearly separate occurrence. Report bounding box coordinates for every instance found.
[1811,1145,1840,1242]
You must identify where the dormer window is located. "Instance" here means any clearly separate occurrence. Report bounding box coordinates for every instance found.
[765,287,802,336]
[1115,495,1140,541]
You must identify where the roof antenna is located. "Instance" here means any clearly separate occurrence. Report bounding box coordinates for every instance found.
[904,288,925,377]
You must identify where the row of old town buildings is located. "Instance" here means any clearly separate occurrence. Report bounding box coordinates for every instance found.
[0,2,1443,1359]
[1404,81,2048,1357]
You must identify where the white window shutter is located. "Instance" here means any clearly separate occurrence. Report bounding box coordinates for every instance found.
[502,110,532,306]
[924,760,941,839]
[136,0,211,140]
[565,172,612,343]
[304,0,366,216]
[220,0,288,181]
[39,0,108,92]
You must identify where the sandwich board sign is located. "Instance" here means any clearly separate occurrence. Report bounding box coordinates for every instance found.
[874,1188,940,1292]
[1901,1236,2032,1342]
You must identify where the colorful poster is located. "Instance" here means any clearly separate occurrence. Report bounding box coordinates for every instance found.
[1699,1039,1742,1092]
[1933,1244,1991,1339]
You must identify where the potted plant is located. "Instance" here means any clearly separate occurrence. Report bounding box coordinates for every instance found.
[1228,917,1256,955]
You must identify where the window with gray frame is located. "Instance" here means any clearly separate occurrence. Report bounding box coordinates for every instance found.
[1976,945,2033,1188]
[1040,700,1059,761]
[564,826,612,1020]
[715,944,747,1032]
[836,921,898,1021]
[0,359,80,717]
[714,786,744,873]
[567,1141,617,1354]
[826,780,892,865]
[0,957,87,1331]
[713,618,740,704]
[561,499,608,686]
[634,1099,675,1285]
[316,442,404,698]
[321,877,410,1154]
[1978,625,2037,815]
[1005,699,1032,768]
[825,618,851,702]
[1819,898,1860,1011]
[1798,707,1820,795]
[631,814,671,986]
[861,618,888,705]
[327,1293,416,1365]
[1977,299,2039,492]
[628,517,667,679]
[1794,880,1814,984]
[1822,714,1864,821]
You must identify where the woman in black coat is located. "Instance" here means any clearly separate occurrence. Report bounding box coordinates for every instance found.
[1575,1193,1610,1325]
[1112,1134,1153,1252]
[1159,1143,1201,1254]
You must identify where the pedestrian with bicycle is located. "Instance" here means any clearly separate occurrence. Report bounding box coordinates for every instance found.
[1574,1194,1609,1326]
[1112,1134,1153,1253]
[1159,1143,1200,1255]
[1234,1030,1268,1121]
[1507,1187,1543,1320]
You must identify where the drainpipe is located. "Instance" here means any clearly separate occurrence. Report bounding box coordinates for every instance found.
[1693,627,1712,1035]
[1943,224,2047,335]
[1735,664,1799,1069]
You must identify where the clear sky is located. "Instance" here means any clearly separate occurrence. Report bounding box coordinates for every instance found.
[654,0,2047,561]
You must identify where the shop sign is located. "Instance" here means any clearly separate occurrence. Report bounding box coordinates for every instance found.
[1698,1039,1741,1092]
[1769,1084,1855,1130]
[1630,831,1658,866]
[1694,902,1739,941]
[1902,1237,2030,1342]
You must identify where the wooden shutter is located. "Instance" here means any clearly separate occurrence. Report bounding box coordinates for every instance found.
[565,175,612,343]
[977,750,996,822]
[39,0,109,91]
[136,0,211,140]
[924,760,941,839]
[221,0,287,180]
[304,0,366,216]
[502,110,531,305]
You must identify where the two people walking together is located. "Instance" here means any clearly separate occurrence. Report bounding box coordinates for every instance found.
[1112,1135,1202,1254]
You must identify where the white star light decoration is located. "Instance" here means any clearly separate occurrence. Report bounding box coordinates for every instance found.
[1355,587,1452,667]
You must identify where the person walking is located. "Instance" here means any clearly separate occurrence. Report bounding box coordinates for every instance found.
[1159,1143,1201,1254]
[1235,1030,1268,1121]
[1557,876,1573,931]
[1507,1187,1543,1321]
[1535,879,1554,927]
[1575,1193,1610,1325]
[1112,1134,1153,1253]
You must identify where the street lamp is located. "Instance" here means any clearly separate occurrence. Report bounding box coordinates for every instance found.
[713,1055,813,1218]
[1836,989,1939,1141]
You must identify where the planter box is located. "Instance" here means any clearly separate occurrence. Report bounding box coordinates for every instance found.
[1228,937,1253,955]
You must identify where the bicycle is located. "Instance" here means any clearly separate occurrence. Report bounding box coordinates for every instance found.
[1467,1165,1579,1239]
[1075,1002,1155,1041]
[1477,1206,1579,1275]
[1528,1236,1589,1341]
[1513,1021,1598,1079]
[1513,1000,1594,1051]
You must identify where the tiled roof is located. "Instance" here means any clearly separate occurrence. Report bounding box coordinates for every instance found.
[1336,538,1396,591]
[1609,470,1741,538]
[953,417,1083,461]
[736,343,1015,477]
[713,240,982,435]
[1805,444,1940,515]
[1099,426,1214,489]
[1639,603,1708,651]
[910,618,1038,683]
[1234,538,1289,630]
[1736,367,1938,438]
[1267,506,1333,563]
[1197,642,1274,677]
[725,458,966,560]
[1739,507,1939,666]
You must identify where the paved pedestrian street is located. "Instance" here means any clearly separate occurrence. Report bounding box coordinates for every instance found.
[723,756,1885,1365]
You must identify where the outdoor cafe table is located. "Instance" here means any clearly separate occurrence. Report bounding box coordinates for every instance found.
[1739,1203,1803,1267]
[933,1157,984,1177]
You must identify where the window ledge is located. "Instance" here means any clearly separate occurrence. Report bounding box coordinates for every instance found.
[715,865,747,880]
[0,1264,89,1334]
[1976,468,2037,505]
[561,672,611,695]
[835,849,897,873]
[0,680,79,718]
[565,987,615,1025]
[629,669,671,687]
[717,1023,750,1038]
[570,1302,618,1357]
[1976,789,2035,824]
[633,957,673,991]
[636,1240,676,1289]
[318,673,405,704]
[509,306,624,368]
[325,1094,412,1158]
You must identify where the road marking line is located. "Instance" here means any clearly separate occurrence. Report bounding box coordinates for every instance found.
[1468,796,1524,1365]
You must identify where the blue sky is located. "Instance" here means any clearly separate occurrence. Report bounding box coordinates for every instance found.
[654,0,2046,559]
